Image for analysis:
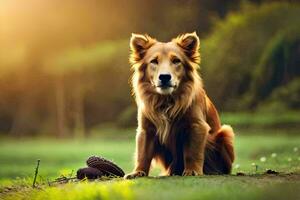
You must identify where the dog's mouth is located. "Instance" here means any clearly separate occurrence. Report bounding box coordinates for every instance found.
[156,84,176,89]
[154,83,177,95]
[150,81,178,94]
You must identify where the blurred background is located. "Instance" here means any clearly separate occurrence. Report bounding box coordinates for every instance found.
[0,0,299,138]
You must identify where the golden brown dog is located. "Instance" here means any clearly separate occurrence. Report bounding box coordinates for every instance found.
[125,32,235,179]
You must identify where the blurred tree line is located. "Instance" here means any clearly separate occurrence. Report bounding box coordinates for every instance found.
[202,2,300,111]
[0,0,299,137]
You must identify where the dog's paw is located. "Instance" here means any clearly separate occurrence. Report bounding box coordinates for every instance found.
[182,169,202,176]
[124,171,146,179]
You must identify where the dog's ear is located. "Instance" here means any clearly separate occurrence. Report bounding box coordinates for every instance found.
[174,32,200,63]
[130,33,156,64]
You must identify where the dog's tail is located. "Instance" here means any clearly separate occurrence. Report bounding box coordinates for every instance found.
[204,125,235,174]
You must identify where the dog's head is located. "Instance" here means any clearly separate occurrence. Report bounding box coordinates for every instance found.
[130,32,200,95]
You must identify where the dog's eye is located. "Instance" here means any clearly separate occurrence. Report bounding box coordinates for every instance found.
[172,58,181,65]
[150,58,158,65]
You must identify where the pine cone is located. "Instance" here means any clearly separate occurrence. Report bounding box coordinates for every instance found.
[77,167,103,180]
[86,156,125,177]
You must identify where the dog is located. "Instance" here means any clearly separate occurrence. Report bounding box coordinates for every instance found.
[125,32,235,179]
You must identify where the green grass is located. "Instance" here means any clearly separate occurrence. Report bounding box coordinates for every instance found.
[221,111,300,130]
[1,128,300,200]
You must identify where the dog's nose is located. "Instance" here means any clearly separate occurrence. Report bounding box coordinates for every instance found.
[159,74,172,84]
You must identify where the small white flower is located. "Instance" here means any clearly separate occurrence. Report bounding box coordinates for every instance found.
[234,164,240,169]
[293,147,298,152]
[287,157,292,162]
[271,153,277,158]
[251,163,256,166]
[260,157,267,162]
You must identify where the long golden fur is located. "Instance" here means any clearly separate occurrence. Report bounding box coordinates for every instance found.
[125,32,235,178]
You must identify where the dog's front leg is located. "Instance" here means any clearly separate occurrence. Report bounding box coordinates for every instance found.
[124,128,155,179]
[183,121,209,176]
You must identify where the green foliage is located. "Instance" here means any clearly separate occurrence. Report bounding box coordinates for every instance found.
[116,106,137,128]
[202,2,300,110]
[1,1,300,134]
[44,40,128,74]
[255,78,300,111]
[245,26,300,108]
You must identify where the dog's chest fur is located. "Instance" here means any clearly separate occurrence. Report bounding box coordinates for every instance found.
[146,100,191,145]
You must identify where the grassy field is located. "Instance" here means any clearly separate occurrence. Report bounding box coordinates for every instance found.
[0,128,300,200]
